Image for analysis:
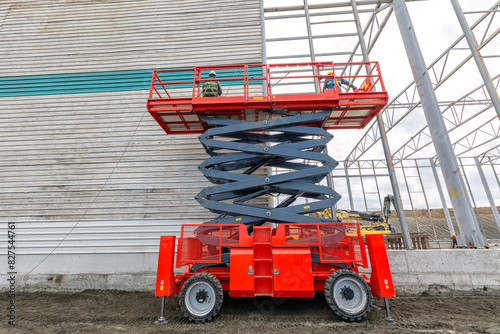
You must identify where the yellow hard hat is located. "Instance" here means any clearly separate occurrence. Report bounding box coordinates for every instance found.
[327,71,333,75]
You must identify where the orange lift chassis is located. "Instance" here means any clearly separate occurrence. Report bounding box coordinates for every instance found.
[147,62,395,324]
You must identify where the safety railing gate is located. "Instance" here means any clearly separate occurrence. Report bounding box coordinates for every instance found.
[147,61,388,134]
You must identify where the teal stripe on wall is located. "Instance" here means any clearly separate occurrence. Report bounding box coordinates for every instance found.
[0,66,262,97]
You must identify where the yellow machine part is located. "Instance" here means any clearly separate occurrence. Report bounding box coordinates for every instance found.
[321,208,393,236]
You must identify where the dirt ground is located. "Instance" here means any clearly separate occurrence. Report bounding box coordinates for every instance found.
[2,291,500,334]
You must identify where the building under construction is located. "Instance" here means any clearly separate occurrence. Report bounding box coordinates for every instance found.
[0,0,499,295]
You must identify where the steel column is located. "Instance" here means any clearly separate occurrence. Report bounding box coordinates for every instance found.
[492,160,500,188]
[376,116,412,247]
[474,157,500,233]
[371,164,383,210]
[260,0,268,95]
[304,0,334,210]
[359,166,369,211]
[429,158,456,236]
[260,0,268,63]
[351,0,411,248]
[392,0,486,246]
[458,157,486,237]
[304,0,320,94]
[344,162,355,210]
[414,160,438,240]
[304,0,315,62]
[400,162,420,233]
[450,0,500,119]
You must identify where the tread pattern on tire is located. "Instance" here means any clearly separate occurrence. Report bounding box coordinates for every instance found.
[324,269,372,322]
[179,272,224,324]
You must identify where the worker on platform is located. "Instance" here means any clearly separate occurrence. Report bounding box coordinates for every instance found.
[201,70,222,97]
[451,233,458,248]
[323,71,356,92]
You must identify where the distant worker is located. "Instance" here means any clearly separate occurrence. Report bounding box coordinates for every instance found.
[201,70,222,97]
[451,234,458,248]
[323,71,356,92]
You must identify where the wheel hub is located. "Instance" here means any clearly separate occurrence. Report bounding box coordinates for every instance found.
[196,289,208,303]
[341,286,354,301]
[331,275,369,315]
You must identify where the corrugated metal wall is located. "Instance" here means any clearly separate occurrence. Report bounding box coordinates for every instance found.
[0,0,263,257]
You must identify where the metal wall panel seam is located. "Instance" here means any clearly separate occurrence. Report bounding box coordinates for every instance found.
[0,5,9,29]
[1,32,262,49]
[0,37,262,52]
[0,56,263,75]
[1,8,259,20]
[0,50,263,64]
[2,5,258,19]
[0,57,263,75]
[2,4,259,22]
[3,1,259,14]
[0,50,262,63]
[0,14,261,29]
[0,27,261,42]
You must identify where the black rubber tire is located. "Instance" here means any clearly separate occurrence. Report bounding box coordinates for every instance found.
[324,269,372,322]
[179,272,223,323]
[376,225,386,231]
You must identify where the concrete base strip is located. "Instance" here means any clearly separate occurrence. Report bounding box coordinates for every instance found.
[1,249,499,295]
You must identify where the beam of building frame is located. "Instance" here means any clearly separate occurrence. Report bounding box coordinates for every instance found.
[351,0,412,248]
[474,156,500,232]
[264,1,392,63]
[450,0,500,120]
[429,158,456,237]
[264,0,421,13]
[346,2,500,165]
[392,74,500,162]
[392,0,486,246]
[477,144,500,163]
[454,117,500,157]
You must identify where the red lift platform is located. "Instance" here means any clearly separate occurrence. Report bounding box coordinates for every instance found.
[147,61,388,134]
[149,61,395,324]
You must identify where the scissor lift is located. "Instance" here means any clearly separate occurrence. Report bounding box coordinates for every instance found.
[148,62,395,324]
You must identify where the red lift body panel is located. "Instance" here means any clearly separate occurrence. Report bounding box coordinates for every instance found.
[155,236,177,297]
[229,248,255,297]
[366,234,396,298]
[155,223,381,298]
[272,248,314,297]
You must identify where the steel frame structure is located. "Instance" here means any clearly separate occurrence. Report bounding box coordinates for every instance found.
[324,156,500,245]
[262,0,500,246]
